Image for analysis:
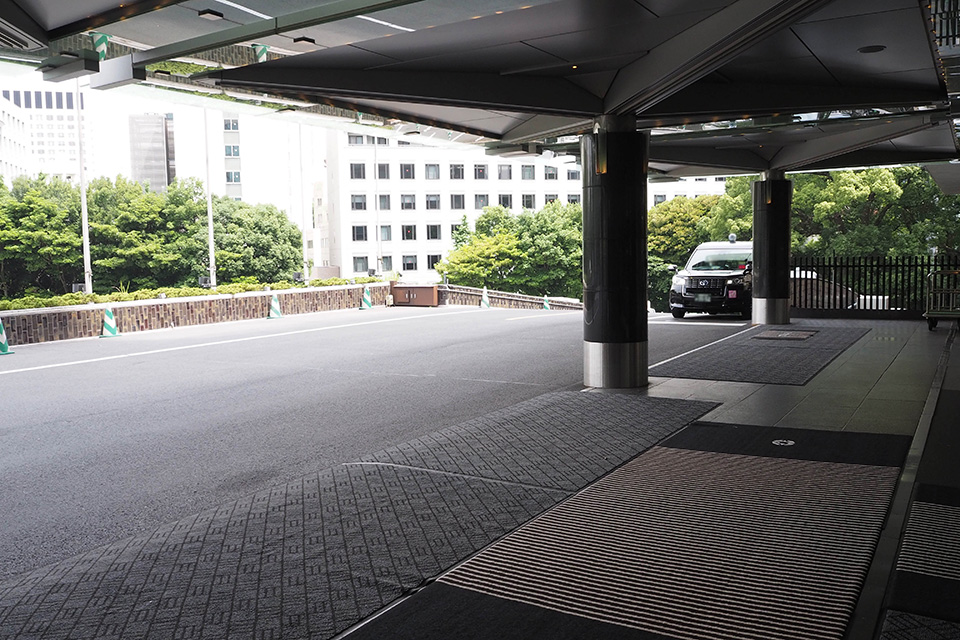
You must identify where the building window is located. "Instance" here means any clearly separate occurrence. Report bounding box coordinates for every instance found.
[351,195,367,210]
[567,194,580,204]
[521,165,535,180]
[653,194,666,205]
[353,256,369,272]
[381,255,393,271]
[378,194,391,210]
[450,164,464,179]
[695,177,707,182]
[474,164,487,179]
[426,194,441,210]
[350,163,366,179]
[365,135,376,144]
[567,168,581,180]
[380,225,392,241]
[224,119,238,130]
[400,163,415,179]
[402,255,418,270]
[378,163,389,179]
[425,164,440,180]
[376,136,388,145]
[226,171,241,183]
[715,177,726,182]
[451,194,465,209]
[475,194,489,209]
[427,224,441,240]
[545,193,558,203]
[401,194,415,210]
[427,254,441,270]
[402,224,417,240]
[499,194,513,208]
[498,164,512,180]
[398,140,410,146]
[352,225,368,241]
[225,145,239,157]
[545,166,558,180]
[522,194,535,209]
[348,134,363,145]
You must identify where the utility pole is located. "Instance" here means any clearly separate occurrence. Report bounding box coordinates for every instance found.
[203,109,217,288]
[75,78,93,294]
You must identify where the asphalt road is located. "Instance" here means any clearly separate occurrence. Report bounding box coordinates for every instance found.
[0,305,746,581]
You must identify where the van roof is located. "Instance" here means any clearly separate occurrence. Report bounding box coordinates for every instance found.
[693,241,753,250]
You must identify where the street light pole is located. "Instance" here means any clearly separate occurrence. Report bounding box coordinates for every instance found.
[75,78,92,294]
[203,109,217,288]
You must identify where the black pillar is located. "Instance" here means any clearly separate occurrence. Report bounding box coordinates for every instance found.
[752,170,792,324]
[581,116,649,388]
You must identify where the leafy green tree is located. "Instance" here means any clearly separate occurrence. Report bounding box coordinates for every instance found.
[474,205,516,236]
[647,194,719,265]
[511,201,583,297]
[193,199,303,284]
[3,190,82,293]
[435,232,524,288]
[452,214,472,249]
[702,176,756,243]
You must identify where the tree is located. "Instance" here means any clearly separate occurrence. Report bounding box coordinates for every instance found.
[194,199,303,284]
[437,201,583,297]
[452,214,472,249]
[2,190,82,294]
[647,194,719,265]
[434,232,524,288]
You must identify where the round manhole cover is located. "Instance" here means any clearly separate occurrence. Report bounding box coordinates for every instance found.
[772,439,796,446]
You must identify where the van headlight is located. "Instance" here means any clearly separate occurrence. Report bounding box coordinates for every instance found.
[672,275,685,287]
[726,276,744,285]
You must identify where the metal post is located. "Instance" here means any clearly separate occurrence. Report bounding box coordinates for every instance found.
[298,123,310,282]
[75,78,93,294]
[203,109,217,288]
[752,169,792,324]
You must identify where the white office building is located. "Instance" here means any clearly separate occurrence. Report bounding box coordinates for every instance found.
[323,130,584,282]
[0,85,85,184]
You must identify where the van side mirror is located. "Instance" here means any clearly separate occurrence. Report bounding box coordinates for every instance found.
[667,264,678,272]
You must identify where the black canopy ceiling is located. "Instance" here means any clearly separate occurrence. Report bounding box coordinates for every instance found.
[4,0,960,181]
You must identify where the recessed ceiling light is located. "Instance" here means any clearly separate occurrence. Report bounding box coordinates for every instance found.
[857,45,886,54]
[198,9,224,20]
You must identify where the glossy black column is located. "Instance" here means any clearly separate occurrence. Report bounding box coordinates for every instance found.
[581,117,649,388]
[752,171,792,324]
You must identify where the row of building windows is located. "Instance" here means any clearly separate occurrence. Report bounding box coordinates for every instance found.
[352,223,450,242]
[349,162,579,181]
[350,192,580,211]
[2,90,81,110]
[352,254,441,273]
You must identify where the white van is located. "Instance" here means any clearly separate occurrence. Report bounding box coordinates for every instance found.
[668,240,753,318]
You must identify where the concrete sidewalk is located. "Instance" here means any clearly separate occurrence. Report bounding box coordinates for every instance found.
[0,319,952,640]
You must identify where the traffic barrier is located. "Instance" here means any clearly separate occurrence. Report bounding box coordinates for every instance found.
[361,285,373,310]
[100,307,119,338]
[0,319,12,355]
[268,294,282,319]
[481,286,490,309]
[543,295,550,310]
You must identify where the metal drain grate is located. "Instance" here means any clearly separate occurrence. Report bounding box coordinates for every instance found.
[753,330,817,340]
[896,501,960,581]
[440,446,901,640]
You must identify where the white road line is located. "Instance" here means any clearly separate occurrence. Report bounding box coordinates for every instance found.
[649,325,756,369]
[0,309,480,377]
[648,320,748,327]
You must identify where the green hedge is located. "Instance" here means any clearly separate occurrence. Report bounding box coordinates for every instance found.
[0,278,384,311]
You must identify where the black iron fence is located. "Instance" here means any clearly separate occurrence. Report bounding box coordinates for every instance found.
[789,256,960,318]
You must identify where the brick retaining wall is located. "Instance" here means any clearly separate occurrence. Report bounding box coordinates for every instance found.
[0,283,390,346]
[439,285,583,310]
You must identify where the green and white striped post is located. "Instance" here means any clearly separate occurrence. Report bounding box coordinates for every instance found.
[361,285,373,310]
[0,318,12,355]
[253,44,269,63]
[543,294,550,310]
[268,294,283,319]
[480,286,491,309]
[100,307,119,338]
[91,32,109,61]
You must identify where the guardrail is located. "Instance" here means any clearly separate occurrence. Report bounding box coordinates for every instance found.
[439,284,583,310]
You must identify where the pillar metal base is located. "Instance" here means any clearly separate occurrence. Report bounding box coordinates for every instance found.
[753,297,790,325]
[584,341,648,388]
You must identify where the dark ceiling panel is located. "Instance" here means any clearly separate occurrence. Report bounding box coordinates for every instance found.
[16,0,147,31]
[797,0,917,24]
[101,5,241,48]
[636,0,730,19]
[372,42,564,73]
[370,0,556,30]
[793,8,939,88]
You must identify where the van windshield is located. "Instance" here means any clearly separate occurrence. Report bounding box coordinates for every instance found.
[686,248,752,271]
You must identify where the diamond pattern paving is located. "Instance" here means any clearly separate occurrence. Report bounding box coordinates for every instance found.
[0,393,716,640]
